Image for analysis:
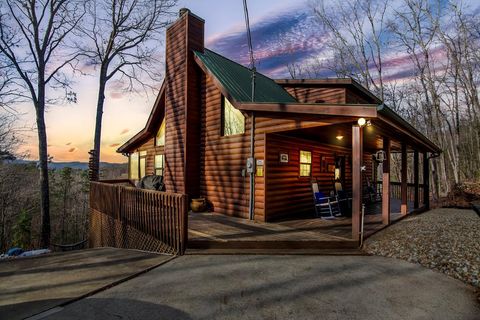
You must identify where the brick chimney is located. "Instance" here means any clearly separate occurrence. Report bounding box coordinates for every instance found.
[163,9,204,196]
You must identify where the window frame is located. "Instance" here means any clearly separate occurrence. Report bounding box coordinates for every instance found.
[155,117,166,147]
[221,96,245,137]
[299,150,312,177]
[139,150,147,179]
[154,154,165,176]
[129,152,139,180]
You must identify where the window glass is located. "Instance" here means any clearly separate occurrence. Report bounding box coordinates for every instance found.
[155,154,164,176]
[223,97,245,136]
[299,150,312,177]
[129,153,139,180]
[139,157,146,178]
[334,168,341,180]
[139,151,147,178]
[156,118,166,146]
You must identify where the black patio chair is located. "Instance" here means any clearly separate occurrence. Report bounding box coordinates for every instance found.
[333,180,352,217]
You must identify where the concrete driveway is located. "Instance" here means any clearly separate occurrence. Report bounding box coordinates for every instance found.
[45,255,480,320]
[0,248,172,320]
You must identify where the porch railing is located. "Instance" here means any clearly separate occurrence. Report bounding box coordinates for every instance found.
[89,181,188,255]
[375,181,425,205]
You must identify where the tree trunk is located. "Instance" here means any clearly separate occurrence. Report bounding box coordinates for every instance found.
[92,67,108,180]
[36,86,50,247]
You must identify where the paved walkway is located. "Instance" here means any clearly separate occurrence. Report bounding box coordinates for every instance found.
[0,248,172,320]
[45,255,479,320]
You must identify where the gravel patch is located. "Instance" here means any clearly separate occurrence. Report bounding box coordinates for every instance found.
[363,208,480,291]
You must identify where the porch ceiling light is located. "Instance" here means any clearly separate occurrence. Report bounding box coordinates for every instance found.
[336,135,344,140]
[357,117,366,127]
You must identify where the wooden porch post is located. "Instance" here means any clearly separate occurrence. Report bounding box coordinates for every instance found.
[401,143,408,215]
[423,152,430,210]
[352,125,363,241]
[414,150,419,209]
[382,137,391,225]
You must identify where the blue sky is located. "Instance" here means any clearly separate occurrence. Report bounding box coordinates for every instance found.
[20,0,311,163]
[181,0,318,77]
[17,0,480,163]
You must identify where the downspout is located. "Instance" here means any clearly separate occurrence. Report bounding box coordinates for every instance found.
[243,0,256,221]
[249,111,255,220]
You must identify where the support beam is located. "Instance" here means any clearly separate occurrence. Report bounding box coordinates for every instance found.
[423,152,430,210]
[414,150,419,209]
[401,143,408,215]
[382,137,391,225]
[352,125,363,241]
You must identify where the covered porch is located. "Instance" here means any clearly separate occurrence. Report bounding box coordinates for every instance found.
[188,197,412,252]
[189,111,434,250]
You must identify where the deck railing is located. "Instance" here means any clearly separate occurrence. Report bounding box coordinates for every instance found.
[375,181,425,205]
[89,181,188,255]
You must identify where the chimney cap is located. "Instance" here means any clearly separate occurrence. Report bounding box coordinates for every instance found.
[179,8,190,17]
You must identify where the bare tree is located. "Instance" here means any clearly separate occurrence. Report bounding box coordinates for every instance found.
[0,0,85,247]
[0,113,20,161]
[78,0,176,179]
[312,0,389,100]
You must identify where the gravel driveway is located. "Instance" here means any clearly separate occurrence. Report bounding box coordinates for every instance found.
[364,208,480,290]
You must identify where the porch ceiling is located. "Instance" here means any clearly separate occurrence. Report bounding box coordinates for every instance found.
[278,122,420,153]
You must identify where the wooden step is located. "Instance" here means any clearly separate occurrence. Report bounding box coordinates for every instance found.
[185,248,366,255]
[187,239,359,250]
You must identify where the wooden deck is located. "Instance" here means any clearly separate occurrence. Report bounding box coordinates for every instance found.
[187,199,411,253]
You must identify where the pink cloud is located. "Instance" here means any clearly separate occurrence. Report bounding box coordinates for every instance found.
[110,92,124,99]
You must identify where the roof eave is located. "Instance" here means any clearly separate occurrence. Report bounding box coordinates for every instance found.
[377,104,441,153]
[237,102,378,118]
[275,78,382,104]
[116,79,166,154]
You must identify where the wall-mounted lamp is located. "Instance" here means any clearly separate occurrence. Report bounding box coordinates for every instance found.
[357,117,366,126]
[336,135,344,140]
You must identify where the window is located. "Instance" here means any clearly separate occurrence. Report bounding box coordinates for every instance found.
[129,152,139,180]
[334,156,345,181]
[156,118,166,146]
[129,151,147,180]
[139,151,147,178]
[222,97,245,136]
[299,150,312,177]
[154,154,164,176]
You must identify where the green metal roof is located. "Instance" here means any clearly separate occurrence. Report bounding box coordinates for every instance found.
[194,49,296,103]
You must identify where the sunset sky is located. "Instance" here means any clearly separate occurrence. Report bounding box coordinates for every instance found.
[15,0,479,163]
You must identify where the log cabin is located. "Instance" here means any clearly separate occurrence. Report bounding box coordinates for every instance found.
[98,8,440,250]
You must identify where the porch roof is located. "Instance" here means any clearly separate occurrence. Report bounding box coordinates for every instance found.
[236,102,441,153]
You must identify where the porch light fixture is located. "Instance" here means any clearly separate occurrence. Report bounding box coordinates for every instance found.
[336,135,344,140]
[357,117,366,127]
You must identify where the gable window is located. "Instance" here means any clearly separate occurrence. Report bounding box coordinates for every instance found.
[299,150,312,177]
[156,118,166,146]
[154,154,164,176]
[129,152,139,180]
[222,97,245,136]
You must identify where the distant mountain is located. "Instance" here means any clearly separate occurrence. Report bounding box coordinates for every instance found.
[10,159,127,171]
